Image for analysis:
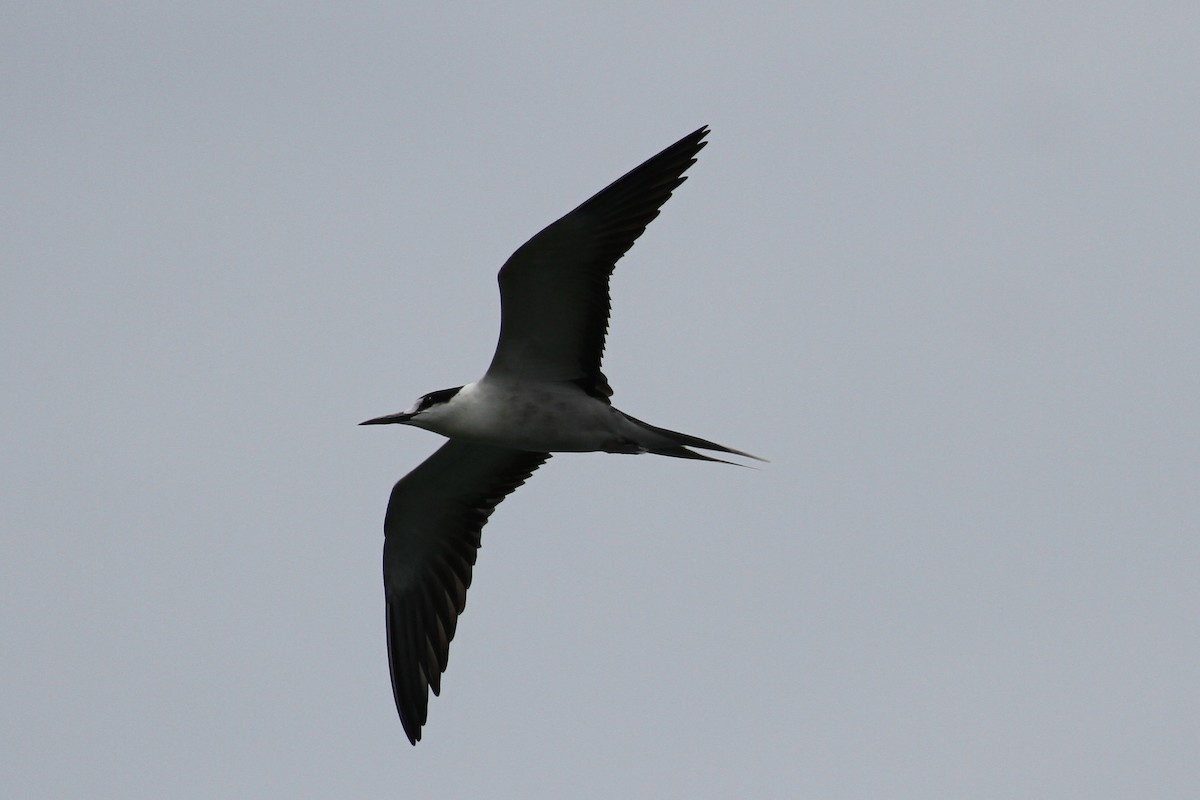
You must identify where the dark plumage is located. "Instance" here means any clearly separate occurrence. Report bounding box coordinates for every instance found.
[364,127,759,745]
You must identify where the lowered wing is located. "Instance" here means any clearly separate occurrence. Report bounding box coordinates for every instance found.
[381,439,550,744]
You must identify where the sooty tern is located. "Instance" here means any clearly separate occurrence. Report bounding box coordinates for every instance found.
[361,126,762,744]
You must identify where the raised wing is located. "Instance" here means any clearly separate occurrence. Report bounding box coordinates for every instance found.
[485,126,709,399]
[382,439,550,744]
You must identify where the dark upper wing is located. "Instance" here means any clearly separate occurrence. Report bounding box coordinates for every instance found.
[484,126,709,400]
[381,439,550,745]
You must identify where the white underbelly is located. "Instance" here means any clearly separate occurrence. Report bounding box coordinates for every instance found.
[437,382,633,453]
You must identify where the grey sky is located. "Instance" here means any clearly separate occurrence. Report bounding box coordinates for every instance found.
[3,4,1197,798]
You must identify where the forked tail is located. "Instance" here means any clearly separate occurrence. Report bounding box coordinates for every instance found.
[620,412,766,466]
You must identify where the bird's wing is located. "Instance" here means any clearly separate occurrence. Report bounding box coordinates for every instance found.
[382,439,550,745]
[485,126,709,400]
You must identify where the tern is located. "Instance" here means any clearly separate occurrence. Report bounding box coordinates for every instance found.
[362,126,761,744]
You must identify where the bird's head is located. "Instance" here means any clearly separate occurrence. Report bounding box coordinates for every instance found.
[360,386,463,429]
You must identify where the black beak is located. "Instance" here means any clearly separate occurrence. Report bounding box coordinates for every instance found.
[359,412,413,426]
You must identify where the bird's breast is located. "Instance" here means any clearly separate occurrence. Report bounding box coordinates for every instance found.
[435,381,626,453]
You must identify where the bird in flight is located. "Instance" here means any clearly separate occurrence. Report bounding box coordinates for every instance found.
[361,126,762,744]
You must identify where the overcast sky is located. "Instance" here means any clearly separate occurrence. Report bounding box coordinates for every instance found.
[4,4,1198,798]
